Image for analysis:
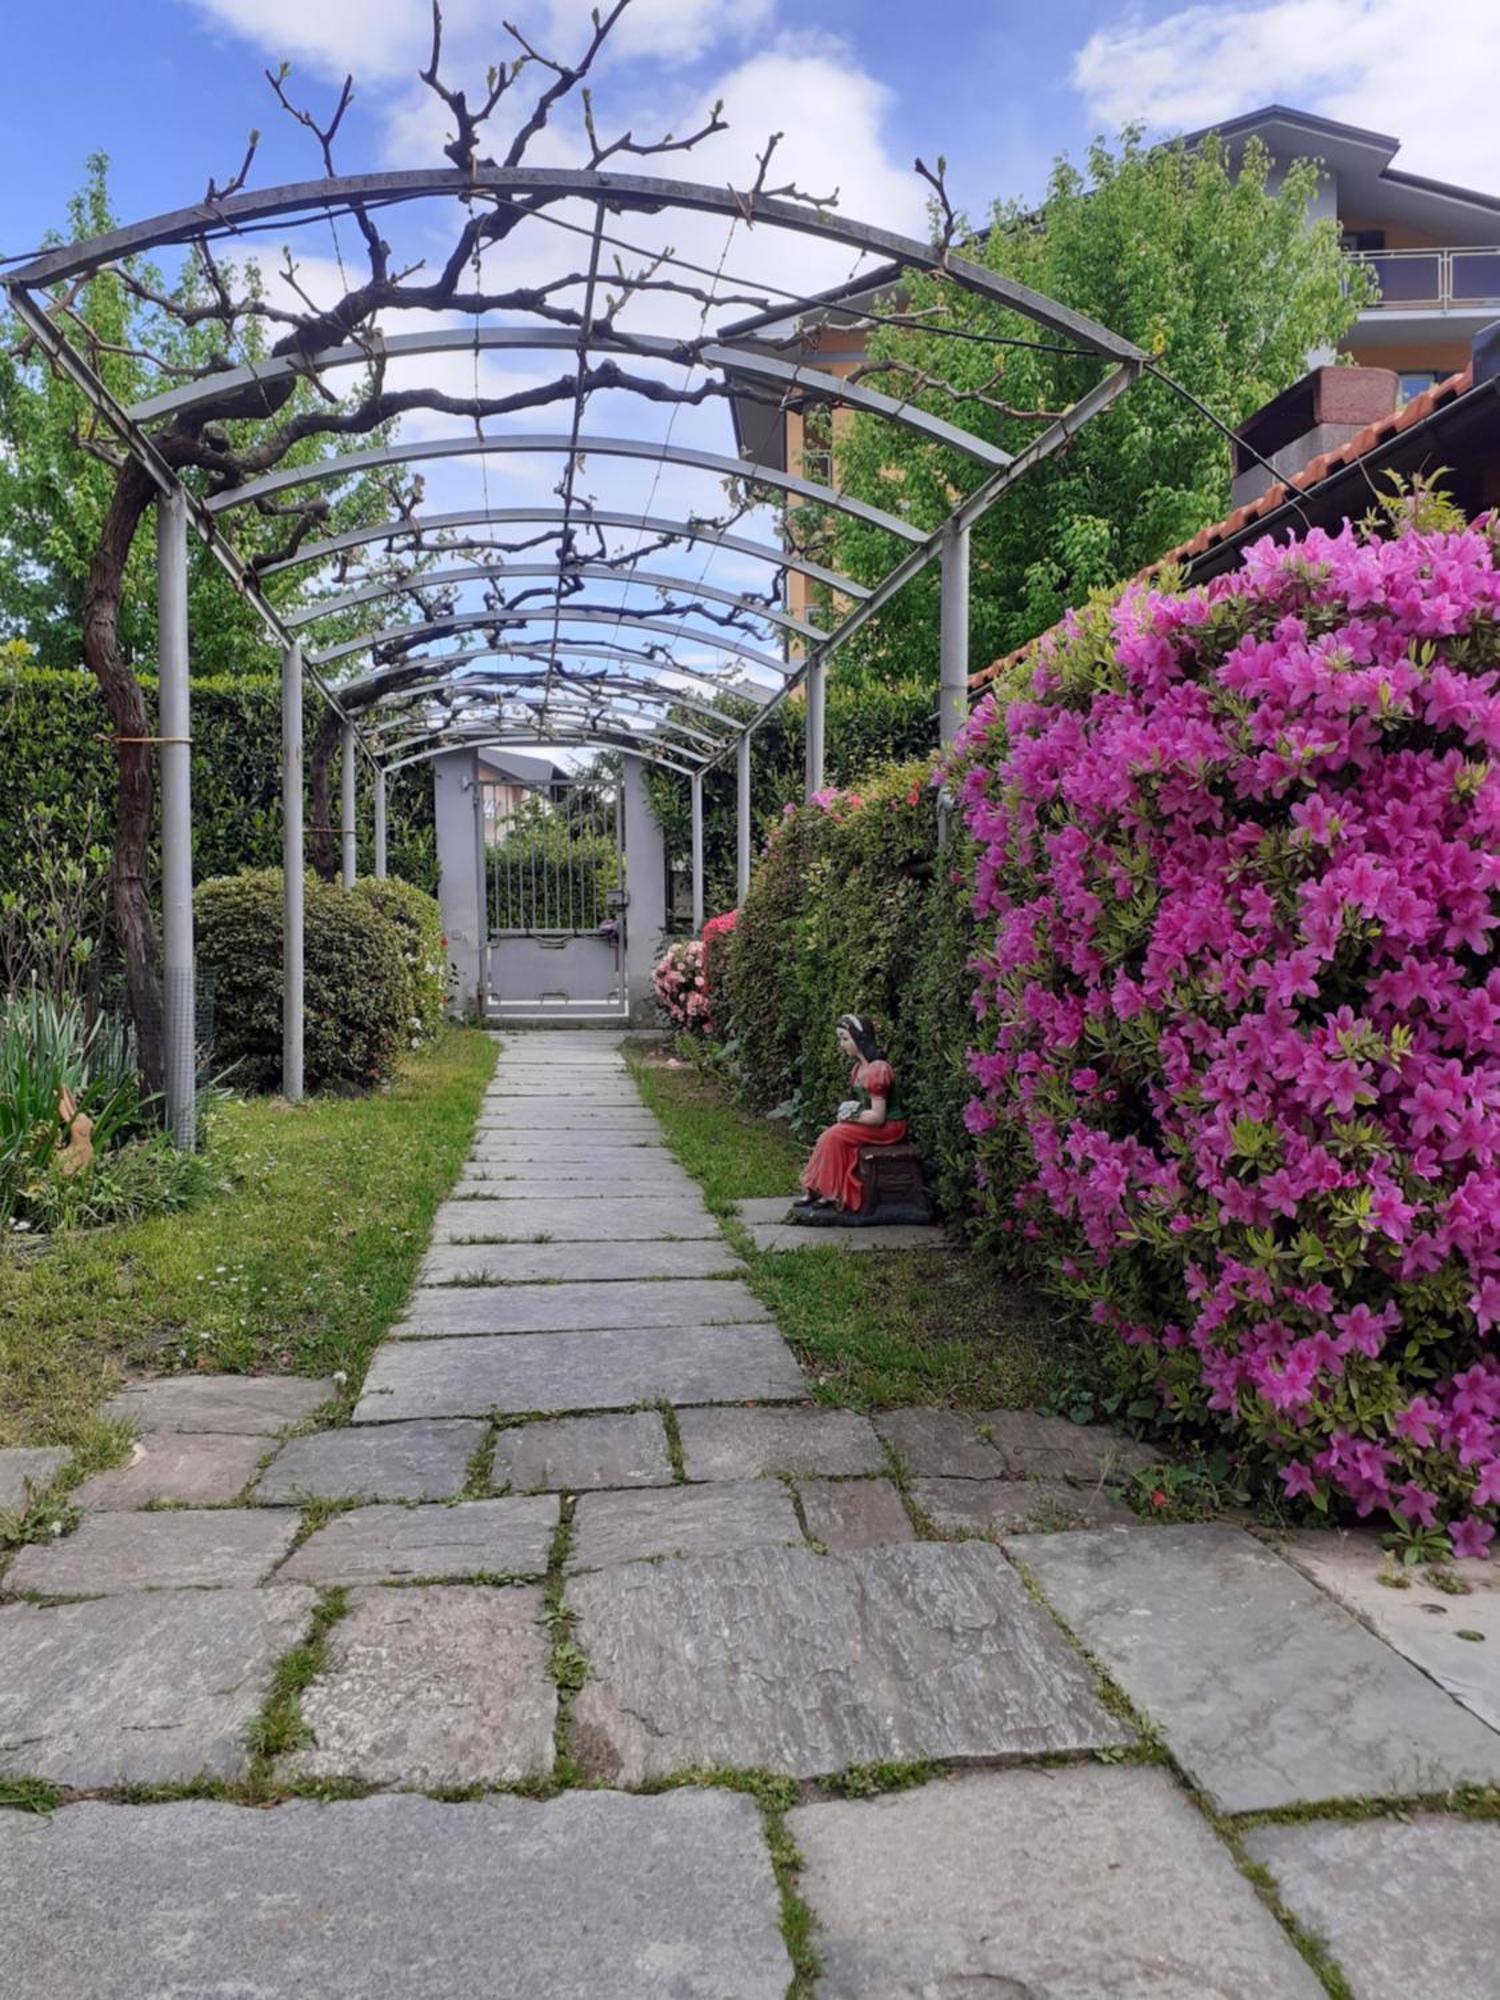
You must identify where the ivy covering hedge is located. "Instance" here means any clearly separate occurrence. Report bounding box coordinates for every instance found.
[645,679,937,916]
[721,762,978,1219]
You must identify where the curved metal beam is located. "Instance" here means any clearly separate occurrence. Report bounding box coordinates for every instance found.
[314,607,793,678]
[367,665,746,742]
[207,432,926,544]
[7,166,1144,364]
[126,329,1011,470]
[383,696,723,760]
[385,729,699,778]
[286,561,824,641]
[258,507,869,600]
[351,640,776,719]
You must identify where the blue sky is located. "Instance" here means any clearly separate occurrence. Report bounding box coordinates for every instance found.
[0,0,1488,722]
[2,0,1491,264]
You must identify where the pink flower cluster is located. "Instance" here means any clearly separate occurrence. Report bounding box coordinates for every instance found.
[957,512,1500,1552]
[654,909,737,1037]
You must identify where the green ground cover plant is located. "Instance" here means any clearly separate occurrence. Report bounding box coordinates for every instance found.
[0,1028,494,1459]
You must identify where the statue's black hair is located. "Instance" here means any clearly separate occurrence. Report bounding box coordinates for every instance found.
[838,1013,883,1063]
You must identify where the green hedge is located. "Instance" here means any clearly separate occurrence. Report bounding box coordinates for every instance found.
[0,661,437,929]
[645,679,938,918]
[195,869,410,1093]
[720,761,979,1218]
[352,877,448,1045]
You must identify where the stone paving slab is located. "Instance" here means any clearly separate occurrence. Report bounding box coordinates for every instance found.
[1285,1529,1500,1732]
[0,1446,70,1515]
[476,1111,659,1133]
[73,1432,267,1512]
[1011,1523,1500,1813]
[419,1239,743,1285]
[431,1197,719,1243]
[797,1478,915,1552]
[980,1407,1158,1482]
[253,1420,487,1505]
[356,1325,808,1422]
[288,1585,556,1788]
[875,1408,1006,1480]
[744,1218,948,1254]
[791,1765,1325,2000]
[103,1374,336,1436]
[569,1480,804,1571]
[678,1405,885,1481]
[468,1136,667,1156]
[1244,1814,1500,2000]
[0,1789,791,1999]
[494,1413,673,1492]
[0,1586,314,1787]
[913,1475,1134,1536]
[395,1276,770,1338]
[277,1497,557,1586]
[568,1541,1130,1783]
[453,1171,699,1200]
[7,1507,298,1597]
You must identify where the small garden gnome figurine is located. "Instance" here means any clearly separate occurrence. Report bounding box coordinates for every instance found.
[792,1013,907,1220]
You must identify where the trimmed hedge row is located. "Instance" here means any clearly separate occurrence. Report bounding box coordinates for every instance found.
[0,660,437,909]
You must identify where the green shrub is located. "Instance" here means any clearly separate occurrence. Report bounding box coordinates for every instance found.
[353,877,447,1046]
[195,870,409,1093]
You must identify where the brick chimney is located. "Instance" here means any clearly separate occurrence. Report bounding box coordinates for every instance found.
[1230,365,1399,510]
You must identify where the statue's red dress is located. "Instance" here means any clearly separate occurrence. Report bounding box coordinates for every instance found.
[799,1059,908,1212]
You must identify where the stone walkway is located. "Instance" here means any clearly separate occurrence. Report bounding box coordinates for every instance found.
[4,1029,1500,1995]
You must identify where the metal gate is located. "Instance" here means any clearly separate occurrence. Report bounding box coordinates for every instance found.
[482,773,627,1020]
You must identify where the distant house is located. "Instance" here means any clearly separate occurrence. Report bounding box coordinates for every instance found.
[724,105,1500,626]
[476,750,570,844]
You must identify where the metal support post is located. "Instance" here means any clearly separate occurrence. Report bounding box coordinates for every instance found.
[340,720,358,887]
[690,771,705,932]
[281,640,305,1104]
[736,730,752,904]
[804,657,826,799]
[472,778,489,1021]
[939,523,971,750]
[373,765,388,879]
[156,489,195,1151]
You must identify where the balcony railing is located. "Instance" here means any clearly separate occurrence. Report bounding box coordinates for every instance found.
[1346,246,1500,311]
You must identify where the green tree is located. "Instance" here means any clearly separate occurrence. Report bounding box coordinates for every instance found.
[822,131,1371,679]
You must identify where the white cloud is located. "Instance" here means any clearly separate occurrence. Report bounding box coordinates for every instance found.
[184,0,439,81]
[538,0,775,65]
[1072,0,1500,190]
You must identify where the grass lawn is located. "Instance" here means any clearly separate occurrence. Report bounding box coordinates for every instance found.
[0,1028,495,1465]
[627,1049,1105,1412]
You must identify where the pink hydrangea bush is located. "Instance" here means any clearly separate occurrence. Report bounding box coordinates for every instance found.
[956,507,1500,1553]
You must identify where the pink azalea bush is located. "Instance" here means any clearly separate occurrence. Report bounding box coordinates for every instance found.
[955,504,1500,1552]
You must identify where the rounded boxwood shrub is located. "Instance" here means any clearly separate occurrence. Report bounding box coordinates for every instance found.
[353,876,447,1047]
[955,504,1500,1552]
[195,869,408,1093]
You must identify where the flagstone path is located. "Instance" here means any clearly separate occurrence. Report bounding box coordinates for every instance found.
[4,1029,1500,1995]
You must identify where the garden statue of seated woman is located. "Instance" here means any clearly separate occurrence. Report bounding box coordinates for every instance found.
[791,1014,931,1227]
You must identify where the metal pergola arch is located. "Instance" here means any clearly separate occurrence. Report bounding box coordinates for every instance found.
[4,156,1144,1137]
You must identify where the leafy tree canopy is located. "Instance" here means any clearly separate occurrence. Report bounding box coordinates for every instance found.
[819,131,1371,680]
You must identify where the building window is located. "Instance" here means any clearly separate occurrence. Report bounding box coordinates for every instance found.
[1342,228,1386,253]
[803,447,833,487]
[1397,369,1441,404]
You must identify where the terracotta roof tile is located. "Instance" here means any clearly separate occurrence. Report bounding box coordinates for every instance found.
[969,366,1476,693]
